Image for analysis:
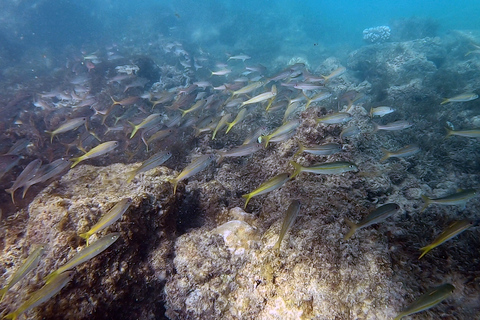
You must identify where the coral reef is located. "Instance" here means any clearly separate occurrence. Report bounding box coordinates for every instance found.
[363,26,391,43]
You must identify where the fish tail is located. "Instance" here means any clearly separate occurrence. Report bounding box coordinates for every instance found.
[45,131,55,143]
[5,188,15,204]
[193,127,201,137]
[273,238,281,250]
[212,128,219,140]
[0,287,7,302]
[126,171,137,184]
[216,153,225,165]
[70,157,81,168]
[343,218,358,240]
[420,194,431,212]
[110,95,119,106]
[372,122,379,133]
[142,137,149,153]
[418,245,432,259]
[440,98,449,105]
[380,148,391,162]
[22,185,31,199]
[169,178,179,195]
[262,135,271,148]
[369,108,374,118]
[3,311,17,320]
[289,161,303,179]
[305,99,312,109]
[242,193,251,208]
[225,122,234,134]
[78,232,91,246]
[445,127,453,138]
[128,121,139,139]
[293,142,304,157]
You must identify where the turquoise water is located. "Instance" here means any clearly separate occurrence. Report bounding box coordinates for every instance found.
[4,0,480,57]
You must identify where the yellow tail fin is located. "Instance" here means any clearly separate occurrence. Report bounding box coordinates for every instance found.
[343,218,358,240]
[418,245,432,259]
[380,147,391,162]
[444,127,453,139]
[420,194,431,212]
[289,161,303,179]
[293,143,305,157]
[242,193,251,208]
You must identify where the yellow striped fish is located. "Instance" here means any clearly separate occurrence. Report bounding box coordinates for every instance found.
[44,233,120,283]
[393,283,455,320]
[242,173,290,208]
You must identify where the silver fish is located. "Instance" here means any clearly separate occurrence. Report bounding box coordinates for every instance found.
[344,203,400,240]
[373,120,412,131]
[127,151,172,183]
[170,154,216,194]
[273,200,301,250]
[22,158,70,198]
[6,159,42,203]
[216,143,263,164]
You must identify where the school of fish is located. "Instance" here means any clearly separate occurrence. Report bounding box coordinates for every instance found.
[0,36,479,319]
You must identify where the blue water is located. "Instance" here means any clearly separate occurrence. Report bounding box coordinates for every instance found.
[3,0,480,62]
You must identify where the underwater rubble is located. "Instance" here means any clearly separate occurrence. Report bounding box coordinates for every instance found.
[0,26,480,320]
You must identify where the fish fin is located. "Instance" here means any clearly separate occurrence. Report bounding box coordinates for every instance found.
[0,287,7,302]
[110,95,120,106]
[420,195,431,212]
[273,238,281,250]
[262,135,271,148]
[216,153,224,165]
[5,188,15,204]
[242,193,251,208]
[3,311,17,320]
[22,185,31,199]
[343,218,358,241]
[225,122,234,134]
[418,245,432,259]
[379,148,390,162]
[169,178,179,195]
[70,157,81,168]
[293,143,304,157]
[126,171,137,184]
[305,97,312,109]
[45,131,55,143]
[289,161,303,179]
[444,127,453,139]
[128,121,139,138]
[78,232,91,246]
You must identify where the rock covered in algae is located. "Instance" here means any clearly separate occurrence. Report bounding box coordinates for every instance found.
[0,163,178,320]
[162,99,479,319]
